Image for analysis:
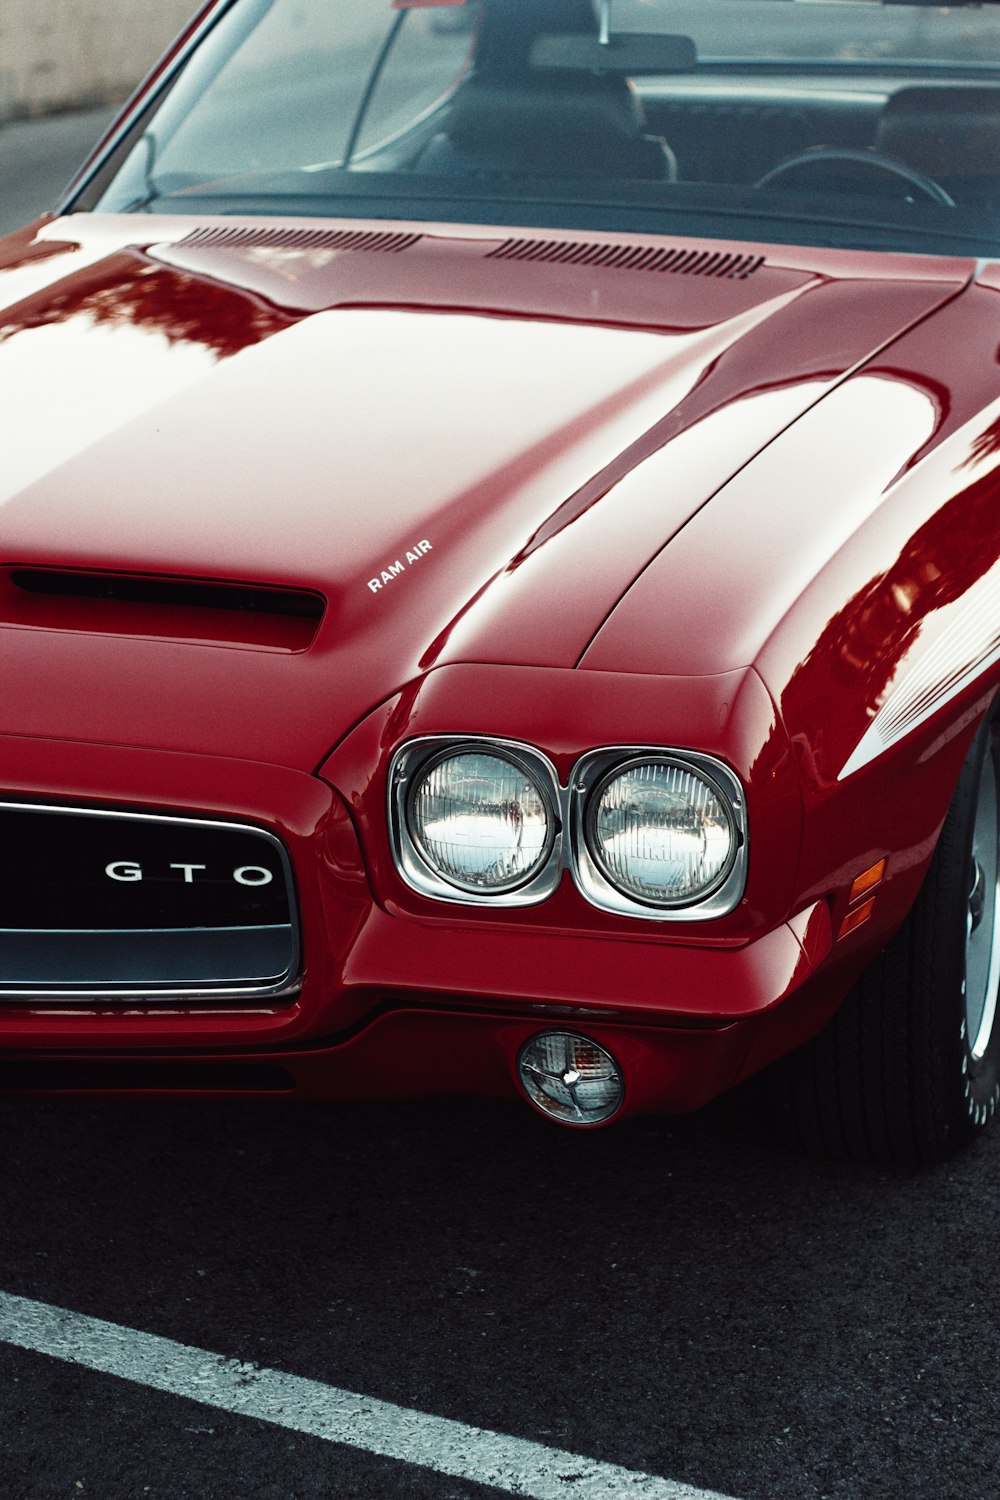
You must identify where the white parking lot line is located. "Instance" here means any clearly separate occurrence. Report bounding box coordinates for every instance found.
[0,1290,740,1500]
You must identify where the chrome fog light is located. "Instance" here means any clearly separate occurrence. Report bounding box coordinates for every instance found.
[518,1032,624,1126]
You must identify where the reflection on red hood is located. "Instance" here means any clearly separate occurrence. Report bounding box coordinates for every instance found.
[0,214,971,768]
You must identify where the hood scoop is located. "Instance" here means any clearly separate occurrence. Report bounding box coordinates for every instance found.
[2,568,324,652]
[485,237,765,279]
[177,225,423,254]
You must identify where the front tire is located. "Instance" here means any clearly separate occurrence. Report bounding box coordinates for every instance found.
[778,698,1000,1168]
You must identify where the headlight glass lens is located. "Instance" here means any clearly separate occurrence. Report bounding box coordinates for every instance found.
[408,749,554,893]
[587,758,736,906]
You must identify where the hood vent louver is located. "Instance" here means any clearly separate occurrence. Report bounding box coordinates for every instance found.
[3,569,324,653]
[177,226,423,254]
[485,238,764,279]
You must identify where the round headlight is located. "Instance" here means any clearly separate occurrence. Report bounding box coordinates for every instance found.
[586,757,737,907]
[407,748,555,894]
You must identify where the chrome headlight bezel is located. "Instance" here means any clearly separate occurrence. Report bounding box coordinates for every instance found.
[570,747,747,920]
[389,737,563,907]
[388,738,747,920]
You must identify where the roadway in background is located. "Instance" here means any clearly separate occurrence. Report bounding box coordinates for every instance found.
[0,107,114,234]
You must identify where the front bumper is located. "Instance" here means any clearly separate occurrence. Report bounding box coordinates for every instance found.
[0,907,839,1117]
[0,726,844,1115]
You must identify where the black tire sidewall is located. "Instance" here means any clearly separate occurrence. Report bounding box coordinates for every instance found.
[961,710,1000,1127]
[920,702,1000,1141]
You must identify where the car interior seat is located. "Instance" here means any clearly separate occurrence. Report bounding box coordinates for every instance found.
[415,0,677,181]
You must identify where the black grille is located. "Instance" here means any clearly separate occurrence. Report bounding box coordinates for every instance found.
[485,238,764,279]
[179,226,423,254]
[0,804,299,999]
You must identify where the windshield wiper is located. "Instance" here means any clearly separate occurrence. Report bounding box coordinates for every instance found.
[120,131,162,213]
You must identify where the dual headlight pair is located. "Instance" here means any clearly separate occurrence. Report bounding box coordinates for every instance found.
[389,738,747,920]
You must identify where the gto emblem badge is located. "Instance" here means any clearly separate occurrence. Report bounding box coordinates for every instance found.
[105,862,274,886]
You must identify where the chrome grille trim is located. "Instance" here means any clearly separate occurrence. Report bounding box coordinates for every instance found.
[0,802,301,1002]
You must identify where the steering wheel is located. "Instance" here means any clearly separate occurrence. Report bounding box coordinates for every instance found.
[756,146,955,207]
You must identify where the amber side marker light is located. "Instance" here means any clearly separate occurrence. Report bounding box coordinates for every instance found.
[839,895,878,939]
[849,858,887,905]
[838,858,887,941]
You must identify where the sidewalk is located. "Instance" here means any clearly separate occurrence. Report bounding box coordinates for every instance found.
[0,107,117,234]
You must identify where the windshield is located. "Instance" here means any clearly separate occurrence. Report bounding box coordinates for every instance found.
[83,0,1000,258]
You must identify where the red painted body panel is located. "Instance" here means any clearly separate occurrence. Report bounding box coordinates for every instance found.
[0,712,824,1116]
[585,273,1000,968]
[2,183,999,1113]
[0,217,969,767]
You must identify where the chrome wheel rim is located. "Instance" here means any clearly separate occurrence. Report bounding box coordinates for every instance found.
[966,739,1000,1061]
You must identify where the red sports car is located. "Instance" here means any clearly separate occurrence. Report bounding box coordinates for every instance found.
[3,0,1000,1166]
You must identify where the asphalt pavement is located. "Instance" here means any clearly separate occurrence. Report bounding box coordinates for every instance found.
[4,106,1000,1500]
[0,107,116,234]
[3,1092,1000,1500]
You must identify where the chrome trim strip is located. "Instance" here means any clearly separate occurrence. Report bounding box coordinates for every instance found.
[58,0,240,215]
[0,801,301,1002]
[2,925,292,936]
[0,981,303,1004]
[840,566,1000,779]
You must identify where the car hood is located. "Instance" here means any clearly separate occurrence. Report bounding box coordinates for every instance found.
[0,214,971,768]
